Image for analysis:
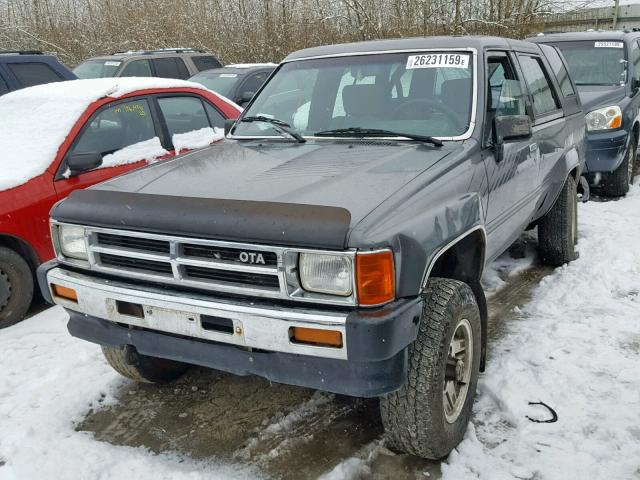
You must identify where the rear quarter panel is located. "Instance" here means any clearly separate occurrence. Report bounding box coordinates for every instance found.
[0,173,58,263]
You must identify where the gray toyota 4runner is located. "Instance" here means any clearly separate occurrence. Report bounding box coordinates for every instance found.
[38,37,585,459]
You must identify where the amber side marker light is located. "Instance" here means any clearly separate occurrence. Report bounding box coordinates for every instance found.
[290,327,343,348]
[356,250,395,306]
[610,114,622,129]
[51,284,78,303]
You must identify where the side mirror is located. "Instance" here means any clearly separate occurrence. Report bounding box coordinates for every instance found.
[67,152,102,175]
[493,115,532,162]
[632,78,640,94]
[494,115,532,144]
[238,91,255,105]
[224,118,236,136]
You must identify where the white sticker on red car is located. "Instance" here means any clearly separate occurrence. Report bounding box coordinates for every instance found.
[594,42,624,48]
[406,53,470,69]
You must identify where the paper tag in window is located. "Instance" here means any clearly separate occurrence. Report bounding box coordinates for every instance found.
[406,53,470,69]
[104,61,121,66]
[594,42,623,48]
[220,73,238,78]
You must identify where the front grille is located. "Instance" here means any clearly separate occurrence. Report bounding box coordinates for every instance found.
[89,228,282,295]
[183,244,277,266]
[184,265,280,289]
[97,233,170,254]
[100,253,173,275]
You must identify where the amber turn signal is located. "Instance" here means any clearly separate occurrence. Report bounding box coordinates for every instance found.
[610,114,622,129]
[356,250,395,306]
[51,284,78,302]
[290,327,343,348]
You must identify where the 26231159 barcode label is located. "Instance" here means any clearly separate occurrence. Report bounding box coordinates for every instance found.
[406,53,470,69]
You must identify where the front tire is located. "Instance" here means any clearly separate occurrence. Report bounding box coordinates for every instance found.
[102,345,189,383]
[538,175,578,267]
[380,278,481,459]
[0,247,34,329]
[601,133,636,197]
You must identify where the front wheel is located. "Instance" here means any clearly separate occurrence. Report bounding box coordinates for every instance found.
[380,277,481,459]
[601,133,636,197]
[0,247,34,329]
[102,345,189,383]
[538,175,578,266]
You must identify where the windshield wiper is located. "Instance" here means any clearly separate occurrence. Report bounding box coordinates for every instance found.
[239,115,306,143]
[314,127,443,147]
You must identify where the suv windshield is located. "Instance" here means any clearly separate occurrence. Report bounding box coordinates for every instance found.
[73,59,121,79]
[552,40,627,86]
[233,51,474,139]
[189,72,239,98]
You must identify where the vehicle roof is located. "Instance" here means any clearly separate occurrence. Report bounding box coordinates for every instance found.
[0,52,58,61]
[530,30,640,43]
[225,63,278,69]
[193,64,276,76]
[83,50,214,62]
[284,36,539,61]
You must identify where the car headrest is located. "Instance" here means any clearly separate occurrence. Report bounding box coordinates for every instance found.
[342,84,387,117]
[441,78,472,113]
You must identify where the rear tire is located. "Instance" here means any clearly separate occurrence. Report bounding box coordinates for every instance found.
[538,175,578,267]
[0,247,33,329]
[102,345,189,383]
[380,278,481,459]
[601,133,636,197]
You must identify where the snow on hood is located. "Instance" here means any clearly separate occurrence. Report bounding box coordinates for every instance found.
[0,78,207,192]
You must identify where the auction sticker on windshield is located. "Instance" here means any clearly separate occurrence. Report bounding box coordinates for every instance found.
[594,42,624,49]
[406,53,470,69]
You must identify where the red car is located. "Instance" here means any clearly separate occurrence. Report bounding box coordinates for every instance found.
[0,78,241,327]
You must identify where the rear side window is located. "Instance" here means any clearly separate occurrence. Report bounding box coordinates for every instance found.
[8,62,63,87]
[0,75,9,95]
[518,55,560,117]
[153,57,190,79]
[204,102,225,128]
[192,56,221,72]
[120,59,152,77]
[239,71,270,96]
[631,41,640,81]
[539,44,575,97]
[158,96,211,135]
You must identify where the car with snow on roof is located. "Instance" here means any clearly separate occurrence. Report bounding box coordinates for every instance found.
[530,31,640,196]
[0,78,241,328]
[39,36,584,459]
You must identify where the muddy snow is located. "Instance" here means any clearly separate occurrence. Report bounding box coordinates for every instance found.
[1,188,639,480]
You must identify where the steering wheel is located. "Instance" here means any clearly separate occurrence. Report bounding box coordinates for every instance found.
[392,98,463,132]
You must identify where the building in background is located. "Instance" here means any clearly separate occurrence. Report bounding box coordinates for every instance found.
[541,3,640,32]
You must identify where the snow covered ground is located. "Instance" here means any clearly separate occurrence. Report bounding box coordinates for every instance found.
[444,186,640,480]
[0,187,639,480]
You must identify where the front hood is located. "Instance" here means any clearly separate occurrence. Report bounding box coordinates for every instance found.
[577,85,626,112]
[95,139,453,228]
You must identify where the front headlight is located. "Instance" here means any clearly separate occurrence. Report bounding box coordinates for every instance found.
[299,253,352,296]
[58,225,88,260]
[585,105,622,131]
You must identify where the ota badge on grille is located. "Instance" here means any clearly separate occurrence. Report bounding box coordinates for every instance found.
[239,251,266,265]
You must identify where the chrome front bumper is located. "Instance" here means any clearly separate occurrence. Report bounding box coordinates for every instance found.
[46,267,349,360]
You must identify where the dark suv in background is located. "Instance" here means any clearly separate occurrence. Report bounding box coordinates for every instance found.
[0,51,76,95]
[531,31,640,196]
[73,48,221,80]
[189,63,276,106]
